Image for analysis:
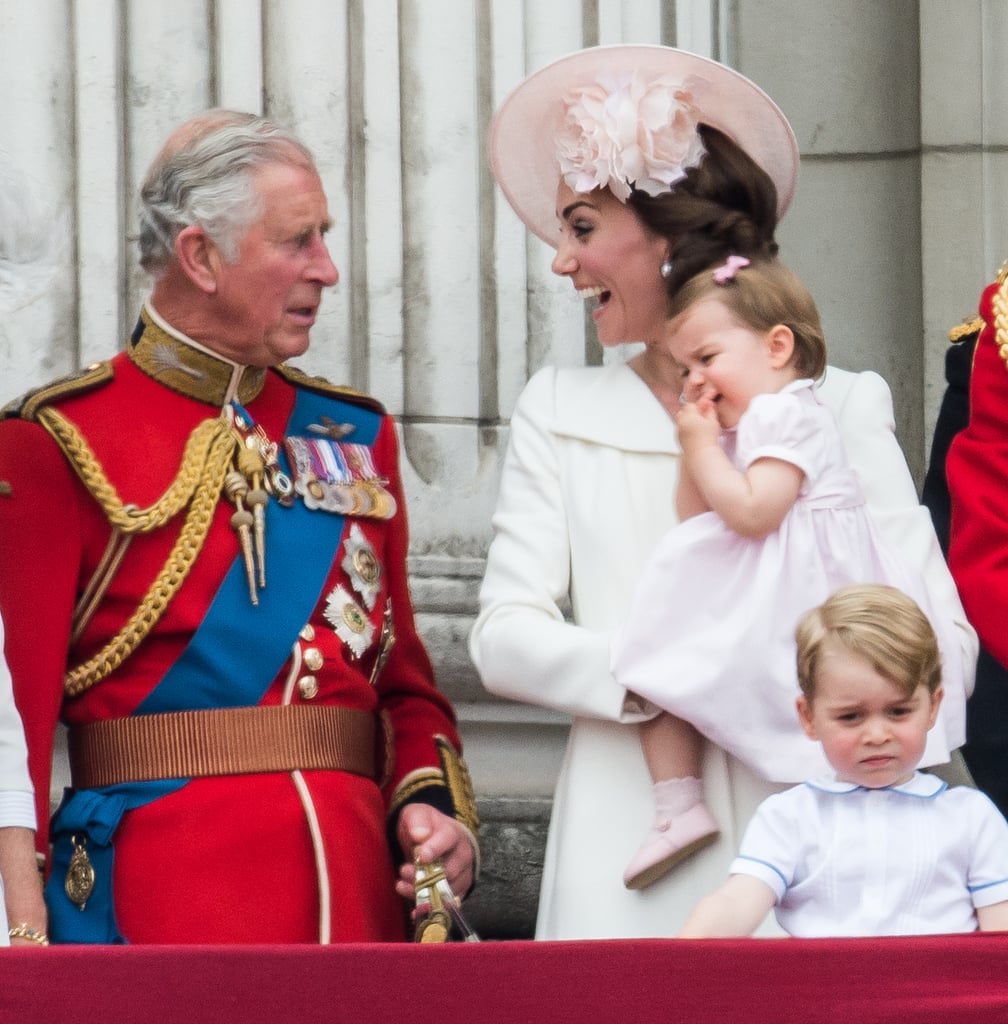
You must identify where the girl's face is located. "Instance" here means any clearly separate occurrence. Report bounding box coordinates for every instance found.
[551,180,669,346]
[796,639,942,789]
[667,297,795,428]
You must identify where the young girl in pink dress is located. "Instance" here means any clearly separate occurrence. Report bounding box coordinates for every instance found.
[611,257,966,890]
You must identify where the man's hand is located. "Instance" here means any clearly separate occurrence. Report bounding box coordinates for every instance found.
[394,804,476,902]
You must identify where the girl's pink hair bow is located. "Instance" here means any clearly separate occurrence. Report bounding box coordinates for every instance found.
[712,254,750,284]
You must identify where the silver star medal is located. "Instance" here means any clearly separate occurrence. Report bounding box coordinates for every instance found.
[323,583,374,658]
[341,524,382,611]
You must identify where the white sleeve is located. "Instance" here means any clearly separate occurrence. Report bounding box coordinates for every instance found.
[818,368,977,699]
[729,792,799,902]
[965,792,1008,908]
[469,368,644,723]
[0,615,36,829]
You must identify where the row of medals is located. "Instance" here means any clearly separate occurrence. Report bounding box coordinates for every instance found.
[285,435,397,520]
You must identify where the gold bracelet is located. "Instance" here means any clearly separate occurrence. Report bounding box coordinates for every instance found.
[8,922,49,946]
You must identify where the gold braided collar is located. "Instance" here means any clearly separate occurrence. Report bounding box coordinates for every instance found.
[128,304,267,407]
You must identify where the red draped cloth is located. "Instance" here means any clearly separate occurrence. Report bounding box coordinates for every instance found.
[4,936,1008,1023]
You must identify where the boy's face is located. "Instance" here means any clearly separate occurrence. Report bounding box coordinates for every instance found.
[796,638,942,789]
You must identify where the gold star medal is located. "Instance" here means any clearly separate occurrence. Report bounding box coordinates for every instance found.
[341,524,382,610]
[323,584,375,658]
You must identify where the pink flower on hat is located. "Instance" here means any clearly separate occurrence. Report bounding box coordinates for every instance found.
[557,71,709,202]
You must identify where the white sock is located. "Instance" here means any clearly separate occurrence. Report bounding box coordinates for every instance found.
[652,776,703,817]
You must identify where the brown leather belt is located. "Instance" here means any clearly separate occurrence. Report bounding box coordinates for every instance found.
[67,704,379,789]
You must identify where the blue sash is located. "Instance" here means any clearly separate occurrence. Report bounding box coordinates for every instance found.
[47,386,382,942]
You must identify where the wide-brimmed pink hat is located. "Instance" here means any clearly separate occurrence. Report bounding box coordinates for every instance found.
[490,44,799,246]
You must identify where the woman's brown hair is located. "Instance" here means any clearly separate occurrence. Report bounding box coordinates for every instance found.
[628,125,780,298]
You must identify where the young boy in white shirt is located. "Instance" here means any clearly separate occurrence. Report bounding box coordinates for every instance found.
[680,584,1008,938]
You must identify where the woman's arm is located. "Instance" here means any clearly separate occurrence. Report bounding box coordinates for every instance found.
[469,369,652,723]
[0,826,46,946]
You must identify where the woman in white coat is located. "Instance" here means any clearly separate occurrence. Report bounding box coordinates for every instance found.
[469,45,976,939]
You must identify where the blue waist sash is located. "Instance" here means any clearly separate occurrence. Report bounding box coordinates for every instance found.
[47,385,382,943]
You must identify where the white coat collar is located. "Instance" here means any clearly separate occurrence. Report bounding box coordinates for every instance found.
[550,363,681,454]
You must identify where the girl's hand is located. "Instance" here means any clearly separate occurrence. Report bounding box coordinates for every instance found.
[675,397,720,449]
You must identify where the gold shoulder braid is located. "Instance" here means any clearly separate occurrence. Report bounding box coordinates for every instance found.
[274,364,385,413]
[947,261,1008,346]
[948,317,983,344]
[2,362,114,421]
[35,407,239,698]
[994,265,1008,372]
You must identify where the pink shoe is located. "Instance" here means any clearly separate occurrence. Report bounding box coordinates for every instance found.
[623,803,719,890]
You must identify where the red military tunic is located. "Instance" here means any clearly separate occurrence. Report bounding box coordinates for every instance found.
[0,307,477,944]
[947,269,1008,668]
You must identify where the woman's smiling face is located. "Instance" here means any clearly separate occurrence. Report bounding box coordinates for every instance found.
[550,180,670,347]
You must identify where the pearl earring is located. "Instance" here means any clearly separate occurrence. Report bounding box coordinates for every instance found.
[660,259,673,280]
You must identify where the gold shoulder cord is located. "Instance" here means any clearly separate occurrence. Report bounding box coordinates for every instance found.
[36,407,238,698]
[994,265,1008,371]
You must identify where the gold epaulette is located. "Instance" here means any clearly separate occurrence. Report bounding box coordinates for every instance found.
[275,364,385,414]
[1,362,114,422]
[997,258,1008,286]
[948,317,984,344]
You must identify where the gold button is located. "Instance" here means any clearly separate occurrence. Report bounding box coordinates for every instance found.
[299,624,315,642]
[298,676,319,700]
[303,647,324,672]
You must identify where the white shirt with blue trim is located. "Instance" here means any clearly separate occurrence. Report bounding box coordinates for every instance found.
[730,771,1008,936]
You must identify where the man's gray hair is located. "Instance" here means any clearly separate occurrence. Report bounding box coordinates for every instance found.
[138,110,319,276]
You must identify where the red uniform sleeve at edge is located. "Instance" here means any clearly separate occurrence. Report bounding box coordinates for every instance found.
[948,286,1008,668]
[0,418,82,854]
[369,418,461,803]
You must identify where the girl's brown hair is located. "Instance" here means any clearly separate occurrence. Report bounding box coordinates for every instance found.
[667,257,827,380]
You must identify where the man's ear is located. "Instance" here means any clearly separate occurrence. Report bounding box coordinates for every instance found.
[796,695,817,740]
[766,324,795,369]
[174,225,220,294]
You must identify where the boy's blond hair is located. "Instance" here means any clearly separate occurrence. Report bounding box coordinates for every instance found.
[795,584,941,701]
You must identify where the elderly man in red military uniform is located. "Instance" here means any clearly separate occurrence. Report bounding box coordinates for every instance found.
[0,110,478,944]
